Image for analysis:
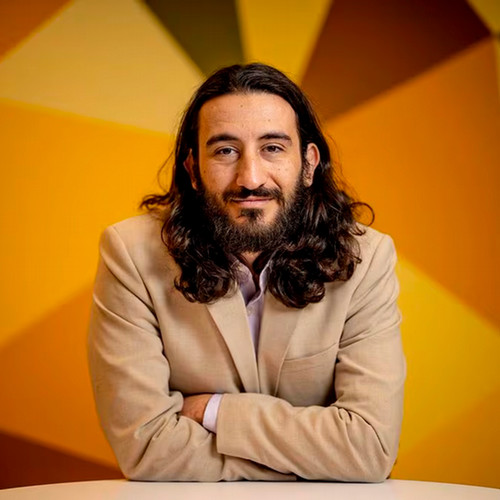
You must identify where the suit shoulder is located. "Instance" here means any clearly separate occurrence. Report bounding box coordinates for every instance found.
[99,213,165,253]
[106,212,164,242]
[355,224,394,255]
[99,212,170,265]
[350,225,397,286]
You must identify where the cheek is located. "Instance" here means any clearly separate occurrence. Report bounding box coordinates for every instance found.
[200,167,231,193]
[275,166,302,192]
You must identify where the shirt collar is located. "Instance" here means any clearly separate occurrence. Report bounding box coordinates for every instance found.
[234,258,271,305]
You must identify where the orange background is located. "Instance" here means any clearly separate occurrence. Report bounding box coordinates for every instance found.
[0,0,499,489]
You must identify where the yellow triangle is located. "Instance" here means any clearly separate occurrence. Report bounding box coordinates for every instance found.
[393,387,500,488]
[0,0,203,133]
[396,256,500,456]
[236,0,332,82]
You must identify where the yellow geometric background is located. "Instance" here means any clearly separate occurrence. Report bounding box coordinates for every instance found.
[0,0,498,489]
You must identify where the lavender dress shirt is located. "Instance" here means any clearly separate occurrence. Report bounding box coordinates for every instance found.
[202,262,270,432]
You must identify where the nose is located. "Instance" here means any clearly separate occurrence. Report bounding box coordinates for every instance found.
[236,151,267,190]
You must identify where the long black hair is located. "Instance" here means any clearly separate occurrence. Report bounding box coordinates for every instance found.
[142,63,372,308]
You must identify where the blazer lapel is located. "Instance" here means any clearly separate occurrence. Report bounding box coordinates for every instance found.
[206,288,260,393]
[257,292,302,395]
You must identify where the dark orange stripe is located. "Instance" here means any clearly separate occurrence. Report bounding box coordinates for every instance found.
[301,0,489,120]
[0,0,71,60]
[0,431,122,489]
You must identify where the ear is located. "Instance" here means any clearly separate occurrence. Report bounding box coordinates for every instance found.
[303,143,320,187]
[183,150,198,190]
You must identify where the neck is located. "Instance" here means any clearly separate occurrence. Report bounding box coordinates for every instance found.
[238,251,264,286]
[239,251,260,268]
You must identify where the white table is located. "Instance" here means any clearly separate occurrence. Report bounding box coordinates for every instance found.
[0,479,498,499]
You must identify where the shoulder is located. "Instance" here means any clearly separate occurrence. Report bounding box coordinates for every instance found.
[345,225,398,294]
[331,224,398,296]
[355,225,396,262]
[104,212,164,244]
[99,212,175,273]
[100,212,165,253]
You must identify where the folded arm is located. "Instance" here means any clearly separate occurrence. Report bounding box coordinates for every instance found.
[87,226,293,481]
[201,235,406,481]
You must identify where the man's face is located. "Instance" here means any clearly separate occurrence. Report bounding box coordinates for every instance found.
[185,92,319,251]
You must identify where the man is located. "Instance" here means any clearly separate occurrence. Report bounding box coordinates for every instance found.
[88,63,405,482]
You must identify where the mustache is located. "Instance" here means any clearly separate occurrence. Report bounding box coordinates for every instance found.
[222,187,284,203]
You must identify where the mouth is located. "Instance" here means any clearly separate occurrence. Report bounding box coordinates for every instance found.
[230,197,273,208]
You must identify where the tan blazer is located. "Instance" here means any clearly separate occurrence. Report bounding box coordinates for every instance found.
[88,213,405,482]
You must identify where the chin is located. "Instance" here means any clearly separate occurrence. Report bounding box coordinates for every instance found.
[238,208,278,225]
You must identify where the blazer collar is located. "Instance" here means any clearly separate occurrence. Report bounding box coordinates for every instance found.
[206,285,303,396]
[206,287,260,393]
[257,292,302,395]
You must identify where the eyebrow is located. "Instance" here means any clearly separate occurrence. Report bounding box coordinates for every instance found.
[206,134,239,147]
[206,132,292,147]
[260,132,292,143]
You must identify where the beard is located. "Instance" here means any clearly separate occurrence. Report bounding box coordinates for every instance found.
[196,177,308,255]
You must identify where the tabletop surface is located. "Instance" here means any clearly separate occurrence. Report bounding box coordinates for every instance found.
[0,479,498,500]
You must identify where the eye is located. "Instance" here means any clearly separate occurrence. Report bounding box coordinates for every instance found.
[263,144,284,153]
[215,146,237,156]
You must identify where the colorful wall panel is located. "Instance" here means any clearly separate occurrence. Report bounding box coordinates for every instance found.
[0,0,498,489]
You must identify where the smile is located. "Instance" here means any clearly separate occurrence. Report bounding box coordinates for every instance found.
[230,197,273,208]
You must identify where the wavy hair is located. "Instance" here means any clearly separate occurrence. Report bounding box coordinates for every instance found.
[141,63,373,308]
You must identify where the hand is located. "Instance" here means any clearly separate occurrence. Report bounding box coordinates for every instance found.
[180,393,212,424]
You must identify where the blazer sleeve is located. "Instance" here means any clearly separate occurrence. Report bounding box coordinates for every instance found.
[87,225,293,481]
[215,234,406,482]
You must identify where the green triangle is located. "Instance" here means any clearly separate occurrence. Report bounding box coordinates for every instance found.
[143,0,244,75]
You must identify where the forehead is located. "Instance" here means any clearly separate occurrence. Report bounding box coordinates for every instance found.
[198,92,299,140]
